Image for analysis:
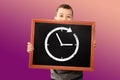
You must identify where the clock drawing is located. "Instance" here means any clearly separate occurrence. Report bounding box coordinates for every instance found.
[44,27,79,62]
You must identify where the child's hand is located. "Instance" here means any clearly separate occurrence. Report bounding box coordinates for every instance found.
[27,42,34,53]
[94,40,96,48]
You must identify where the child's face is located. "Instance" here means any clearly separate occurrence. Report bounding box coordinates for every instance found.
[54,8,73,21]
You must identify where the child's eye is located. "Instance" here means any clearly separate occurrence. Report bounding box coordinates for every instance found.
[67,16,71,18]
[60,15,63,17]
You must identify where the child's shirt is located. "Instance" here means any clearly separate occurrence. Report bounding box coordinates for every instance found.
[51,69,83,80]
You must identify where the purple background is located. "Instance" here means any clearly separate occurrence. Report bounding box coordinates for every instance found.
[0,0,120,80]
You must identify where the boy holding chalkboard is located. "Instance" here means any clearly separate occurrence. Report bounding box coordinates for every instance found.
[27,4,83,80]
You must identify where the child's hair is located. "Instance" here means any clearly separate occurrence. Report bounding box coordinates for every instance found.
[56,4,73,16]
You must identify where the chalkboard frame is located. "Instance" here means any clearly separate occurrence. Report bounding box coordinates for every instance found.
[29,19,95,71]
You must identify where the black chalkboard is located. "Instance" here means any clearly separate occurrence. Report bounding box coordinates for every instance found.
[29,19,95,71]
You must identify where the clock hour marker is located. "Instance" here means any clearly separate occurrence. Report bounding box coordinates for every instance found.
[61,29,63,32]
[61,57,63,59]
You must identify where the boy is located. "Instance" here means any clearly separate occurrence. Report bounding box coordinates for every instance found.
[27,4,83,80]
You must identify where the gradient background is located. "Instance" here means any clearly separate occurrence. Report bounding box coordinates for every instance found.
[0,0,120,80]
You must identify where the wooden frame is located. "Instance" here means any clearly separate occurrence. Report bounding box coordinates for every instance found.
[29,19,95,71]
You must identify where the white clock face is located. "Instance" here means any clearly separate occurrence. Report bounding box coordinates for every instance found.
[44,27,79,62]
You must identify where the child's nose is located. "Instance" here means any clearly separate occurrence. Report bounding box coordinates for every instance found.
[62,17,68,21]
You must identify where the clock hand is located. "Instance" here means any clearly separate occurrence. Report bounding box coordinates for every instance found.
[56,33,63,46]
[61,43,73,46]
[56,33,73,46]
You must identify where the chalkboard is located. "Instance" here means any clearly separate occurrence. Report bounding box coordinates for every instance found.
[29,19,95,71]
